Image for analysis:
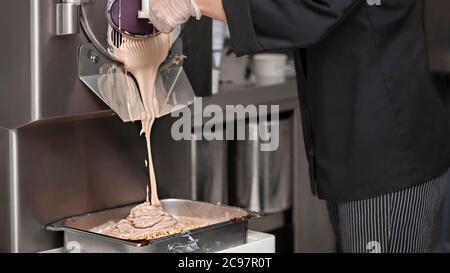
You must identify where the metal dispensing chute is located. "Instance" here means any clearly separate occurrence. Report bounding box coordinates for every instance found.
[57,0,195,122]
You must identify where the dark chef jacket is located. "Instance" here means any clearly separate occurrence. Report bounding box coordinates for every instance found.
[222,0,450,202]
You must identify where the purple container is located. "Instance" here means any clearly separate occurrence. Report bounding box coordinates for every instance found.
[107,0,159,37]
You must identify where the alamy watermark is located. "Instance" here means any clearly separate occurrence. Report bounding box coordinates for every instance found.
[367,0,381,6]
[170,98,280,152]
[366,241,382,253]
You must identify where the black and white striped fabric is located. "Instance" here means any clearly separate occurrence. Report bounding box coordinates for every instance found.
[331,169,449,253]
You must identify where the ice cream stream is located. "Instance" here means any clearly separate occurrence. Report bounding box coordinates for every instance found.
[115,33,171,207]
[92,32,216,240]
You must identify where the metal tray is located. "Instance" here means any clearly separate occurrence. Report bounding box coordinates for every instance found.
[47,199,253,253]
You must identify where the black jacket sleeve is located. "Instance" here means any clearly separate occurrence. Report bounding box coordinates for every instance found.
[222,0,362,56]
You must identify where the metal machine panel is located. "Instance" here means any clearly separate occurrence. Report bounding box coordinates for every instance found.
[0,0,212,128]
[0,127,12,252]
[0,1,33,129]
[15,117,149,252]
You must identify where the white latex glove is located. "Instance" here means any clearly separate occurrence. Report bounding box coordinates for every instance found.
[148,0,202,33]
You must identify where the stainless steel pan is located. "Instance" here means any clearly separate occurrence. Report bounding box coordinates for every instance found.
[47,199,255,253]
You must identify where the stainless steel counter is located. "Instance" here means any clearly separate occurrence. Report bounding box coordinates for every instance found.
[206,80,299,113]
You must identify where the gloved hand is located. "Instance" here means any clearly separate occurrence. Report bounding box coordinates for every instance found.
[148,0,202,33]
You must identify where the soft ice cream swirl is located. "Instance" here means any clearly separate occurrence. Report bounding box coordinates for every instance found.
[96,32,180,239]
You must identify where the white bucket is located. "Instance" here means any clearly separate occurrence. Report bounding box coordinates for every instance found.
[253,54,288,86]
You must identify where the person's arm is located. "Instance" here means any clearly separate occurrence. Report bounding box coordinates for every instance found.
[218,0,362,56]
[148,0,362,55]
[195,0,227,22]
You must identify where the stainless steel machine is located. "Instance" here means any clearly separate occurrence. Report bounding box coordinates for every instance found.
[0,0,211,253]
